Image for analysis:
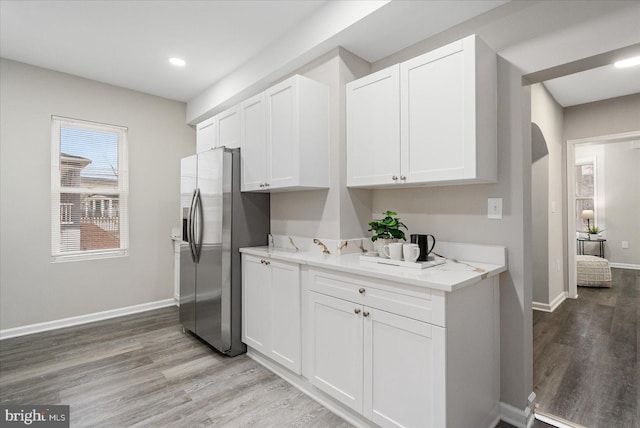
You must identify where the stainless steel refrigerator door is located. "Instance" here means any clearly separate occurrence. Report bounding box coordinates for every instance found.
[179,155,197,333]
[194,148,229,351]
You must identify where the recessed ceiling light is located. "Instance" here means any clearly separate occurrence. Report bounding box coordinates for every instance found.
[169,57,186,67]
[614,55,640,68]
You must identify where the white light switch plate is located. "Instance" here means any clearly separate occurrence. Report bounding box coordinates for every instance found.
[488,198,502,219]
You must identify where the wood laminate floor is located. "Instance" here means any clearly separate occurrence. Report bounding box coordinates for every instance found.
[533,267,639,428]
[1,295,587,428]
[0,307,351,427]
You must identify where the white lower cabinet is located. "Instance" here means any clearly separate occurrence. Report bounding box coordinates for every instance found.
[364,307,446,428]
[241,253,500,428]
[242,254,301,373]
[308,292,364,411]
[309,291,446,428]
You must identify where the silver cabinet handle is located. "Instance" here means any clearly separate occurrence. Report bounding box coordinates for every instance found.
[400,175,406,180]
[363,311,370,317]
[260,259,271,265]
[392,175,398,181]
[354,308,361,314]
[359,288,365,294]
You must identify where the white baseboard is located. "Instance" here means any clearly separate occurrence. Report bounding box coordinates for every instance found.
[532,291,567,313]
[0,299,176,340]
[609,262,640,270]
[535,410,586,428]
[500,400,535,428]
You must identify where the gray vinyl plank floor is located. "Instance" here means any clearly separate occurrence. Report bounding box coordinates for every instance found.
[1,289,591,428]
[0,306,351,428]
[533,267,639,428]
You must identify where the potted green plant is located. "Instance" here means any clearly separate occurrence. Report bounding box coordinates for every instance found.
[368,211,407,256]
[586,225,604,240]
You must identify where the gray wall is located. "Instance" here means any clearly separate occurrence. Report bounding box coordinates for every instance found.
[0,59,195,330]
[531,84,566,306]
[368,53,533,410]
[531,156,549,304]
[565,94,640,141]
[565,94,640,266]
[270,48,372,239]
[575,141,640,264]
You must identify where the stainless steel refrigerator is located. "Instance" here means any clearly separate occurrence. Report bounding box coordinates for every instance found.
[180,147,269,356]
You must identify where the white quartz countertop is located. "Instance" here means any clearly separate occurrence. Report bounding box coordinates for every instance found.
[240,243,507,293]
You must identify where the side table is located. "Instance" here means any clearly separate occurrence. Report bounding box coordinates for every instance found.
[577,238,606,258]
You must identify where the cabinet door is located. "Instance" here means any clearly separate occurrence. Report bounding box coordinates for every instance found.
[400,38,474,183]
[346,65,401,187]
[267,78,299,189]
[240,93,268,191]
[363,307,446,428]
[269,260,301,373]
[196,117,216,153]
[308,292,363,412]
[217,105,240,149]
[241,255,270,353]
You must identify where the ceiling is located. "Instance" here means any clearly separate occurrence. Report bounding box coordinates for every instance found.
[1,0,639,111]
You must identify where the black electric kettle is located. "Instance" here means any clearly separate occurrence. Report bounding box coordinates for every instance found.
[410,234,436,261]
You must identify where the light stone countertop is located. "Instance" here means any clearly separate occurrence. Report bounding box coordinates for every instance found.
[239,243,507,293]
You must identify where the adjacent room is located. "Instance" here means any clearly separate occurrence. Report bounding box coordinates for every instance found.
[531,69,640,425]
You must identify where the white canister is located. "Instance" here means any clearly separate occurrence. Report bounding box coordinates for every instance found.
[382,242,403,260]
[403,243,420,263]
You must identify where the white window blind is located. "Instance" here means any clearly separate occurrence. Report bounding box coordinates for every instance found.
[51,117,129,261]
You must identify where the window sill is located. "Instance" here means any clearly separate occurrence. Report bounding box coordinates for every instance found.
[51,249,128,263]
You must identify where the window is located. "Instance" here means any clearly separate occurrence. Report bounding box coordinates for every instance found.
[575,158,596,232]
[51,117,128,261]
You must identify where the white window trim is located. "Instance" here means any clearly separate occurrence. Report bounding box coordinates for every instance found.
[574,156,598,232]
[51,116,129,262]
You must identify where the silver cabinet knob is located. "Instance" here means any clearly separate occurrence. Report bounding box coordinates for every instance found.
[354,308,361,314]
[392,175,398,181]
[363,311,370,317]
[400,175,406,180]
[359,288,365,294]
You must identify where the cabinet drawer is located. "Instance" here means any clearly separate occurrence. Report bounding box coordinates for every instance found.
[308,268,445,327]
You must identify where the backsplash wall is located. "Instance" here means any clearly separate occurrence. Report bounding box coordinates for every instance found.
[269,48,372,240]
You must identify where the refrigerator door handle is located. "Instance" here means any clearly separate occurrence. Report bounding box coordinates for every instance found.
[194,188,203,263]
[188,189,197,263]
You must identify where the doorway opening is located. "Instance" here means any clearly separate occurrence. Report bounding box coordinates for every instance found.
[527,49,640,427]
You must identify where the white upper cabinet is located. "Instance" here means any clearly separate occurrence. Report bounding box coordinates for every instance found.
[347,34,497,188]
[216,105,240,149]
[196,105,240,153]
[346,65,400,187]
[240,93,268,191]
[241,74,329,192]
[196,117,216,153]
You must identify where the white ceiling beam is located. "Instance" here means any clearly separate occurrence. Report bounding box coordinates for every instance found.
[186,0,390,124]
